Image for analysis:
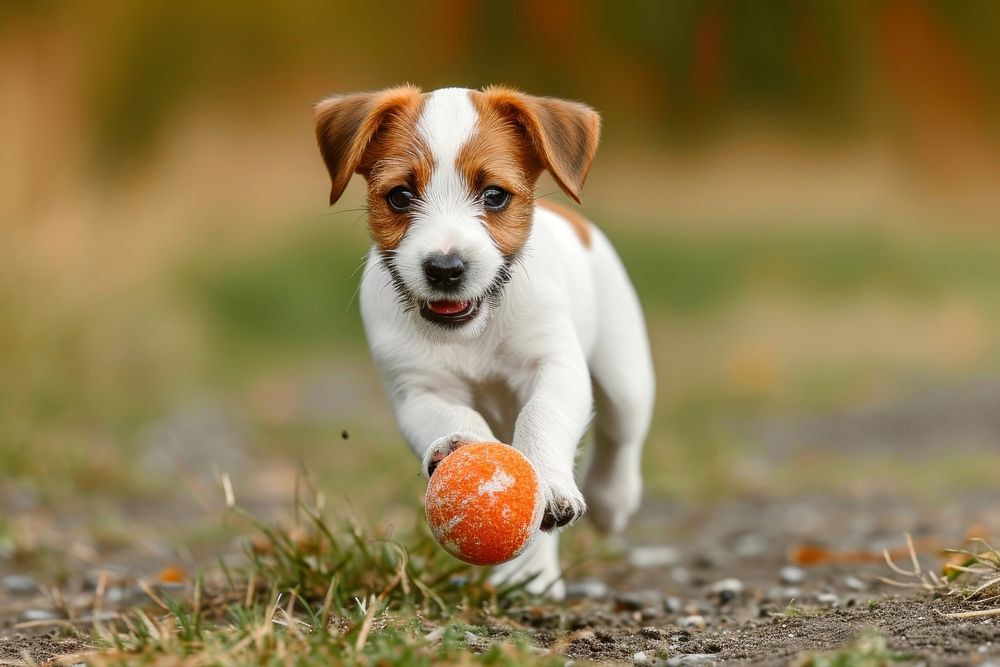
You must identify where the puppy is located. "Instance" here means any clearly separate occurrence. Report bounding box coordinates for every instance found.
[314,85,654,598]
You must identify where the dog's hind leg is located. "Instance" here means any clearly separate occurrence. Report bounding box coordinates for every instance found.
[489,530,564,599]
[581,230,655,535]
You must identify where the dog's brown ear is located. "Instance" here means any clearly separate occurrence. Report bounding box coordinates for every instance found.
[314,85,422,206]
[479,86,601,204]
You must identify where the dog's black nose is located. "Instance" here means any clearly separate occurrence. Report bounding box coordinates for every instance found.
[423,252,466,290]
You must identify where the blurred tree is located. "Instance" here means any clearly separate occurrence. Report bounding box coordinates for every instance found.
[0,0,994,175]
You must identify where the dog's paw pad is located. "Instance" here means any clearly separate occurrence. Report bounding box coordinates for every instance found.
[423,434,476,477]
[540,493,586,531]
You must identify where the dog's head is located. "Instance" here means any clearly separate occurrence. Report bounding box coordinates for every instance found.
[314,85,600,336]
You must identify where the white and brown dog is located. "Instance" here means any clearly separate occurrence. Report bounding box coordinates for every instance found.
[314,85,654,598]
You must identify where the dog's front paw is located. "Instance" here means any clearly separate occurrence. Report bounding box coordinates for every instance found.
[422,433,479,478]
[539,479,586,532]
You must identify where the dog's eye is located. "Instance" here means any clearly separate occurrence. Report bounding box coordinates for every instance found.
[482,187,511,212]
[386,186,414,212]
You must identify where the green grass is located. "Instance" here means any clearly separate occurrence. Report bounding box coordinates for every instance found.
[5,217,1000,506]
[186,223,1000,353]
[617,228,1000,315]
[86,484,562,666]
[797,629,912,667]
[0,213,1000,508]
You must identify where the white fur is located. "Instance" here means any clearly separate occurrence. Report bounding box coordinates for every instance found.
[359,89,655,599]
[390,88,504,340]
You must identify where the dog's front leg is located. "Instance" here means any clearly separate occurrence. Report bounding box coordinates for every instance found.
[512,348,593,531]
[390,384,497,477]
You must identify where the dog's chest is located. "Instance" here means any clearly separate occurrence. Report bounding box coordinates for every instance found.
[469,377,522,444]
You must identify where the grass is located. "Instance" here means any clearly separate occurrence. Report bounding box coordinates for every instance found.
[796,629,912,667]
[75,478,564,666]
[4,216,1000,508]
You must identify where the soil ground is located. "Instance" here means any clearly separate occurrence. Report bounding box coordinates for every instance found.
[2,332,999,666]
[2,489,998,665]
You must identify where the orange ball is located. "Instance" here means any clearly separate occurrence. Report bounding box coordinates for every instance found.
[424,442,543,566]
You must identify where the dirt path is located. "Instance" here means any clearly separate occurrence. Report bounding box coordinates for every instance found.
[3,490,998,665]
[2,379,999,665]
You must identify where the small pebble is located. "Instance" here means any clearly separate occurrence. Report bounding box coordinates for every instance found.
[616,591,663,612]
[733,533,767,557]
[671,566,691,586]
[667,655,717,666]
[844,575,867,591]
[641,606,662,621]
[709,577,744,594]
[709,577,744,603]
[640,626,664,639]
[2,574,39,595]
[664,596,684,613]
[816,592,840,607]
[680,614,706,629]
[566,579,609,599]
[628,545,681,568]
[779,566,805,585]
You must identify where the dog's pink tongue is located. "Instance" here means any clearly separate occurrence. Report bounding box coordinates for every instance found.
[428,300,469,315]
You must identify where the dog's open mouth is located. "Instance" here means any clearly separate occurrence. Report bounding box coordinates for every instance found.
[420,298,481,326]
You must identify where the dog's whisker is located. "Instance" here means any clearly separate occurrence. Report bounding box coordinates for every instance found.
[313,207,371,218]
[347,258,383,311]
[532,190,561,201]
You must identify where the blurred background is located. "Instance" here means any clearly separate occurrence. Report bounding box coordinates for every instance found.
[1,1,999,554]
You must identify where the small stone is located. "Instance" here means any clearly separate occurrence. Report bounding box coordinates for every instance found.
[616,591,663,612]
[816,592,840,607]
[666,654,717,665]
[708,578,744,603]
[2,574,39,595]
[628,545,681,568]
[709,578,744,595]
[634,651,650,665]
[680,614,706,629]
[843,575,867,591]
[664,596,684,613]
[566,579,609,599]
[641,606,662,621]
[18,609,63,623]
[671,567,691,586]
[779,566,805,585]
[733,533,767,557]
[640,626,664,639]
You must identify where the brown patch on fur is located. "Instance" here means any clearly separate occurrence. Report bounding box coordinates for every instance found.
[475,86,601,204]
[463,91,543,256]
[314,85,430,250]
[536,199,593,248]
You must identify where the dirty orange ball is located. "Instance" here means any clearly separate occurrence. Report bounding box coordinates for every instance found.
[424,442,543,566]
